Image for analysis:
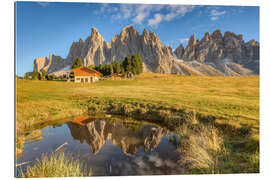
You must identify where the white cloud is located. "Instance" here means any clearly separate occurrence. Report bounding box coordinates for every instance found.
[210,9,226,21]
[164,5,195,21]
[179,38,189,44]
[132,5,155,24]
[94,4,194,28]
[148,13,163,28]
[211,9,226,16]
[210,16,218,21]
[93,3,108,14]
[37,2,50,7]
[93,3,120,17]
[133,12,148,24]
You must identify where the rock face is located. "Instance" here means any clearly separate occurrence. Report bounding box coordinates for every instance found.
[67,120,168,155]
[174,30,259,74]
[33,54,67,73]
[33,26,259,76]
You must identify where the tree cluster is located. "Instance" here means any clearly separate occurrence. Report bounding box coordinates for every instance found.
[24,70,57,81]
[92,53,143,76]
[71,58,83,69]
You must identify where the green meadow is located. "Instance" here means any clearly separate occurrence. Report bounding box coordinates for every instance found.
[16,73,259,174]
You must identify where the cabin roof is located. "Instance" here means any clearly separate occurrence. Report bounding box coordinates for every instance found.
[70,67,102,77]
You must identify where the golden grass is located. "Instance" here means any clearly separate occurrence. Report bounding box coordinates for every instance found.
[16,73,259,173]
[16,73,259,125]
[18,152,92,177]
[178,124,225,173]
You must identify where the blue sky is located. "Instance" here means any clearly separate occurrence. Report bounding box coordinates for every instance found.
[16,2,259,76]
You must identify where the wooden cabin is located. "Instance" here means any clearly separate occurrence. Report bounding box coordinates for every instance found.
[70,67,102,83]
[109,73,123,80]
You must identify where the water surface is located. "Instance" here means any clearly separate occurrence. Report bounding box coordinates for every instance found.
[17,116,183,176]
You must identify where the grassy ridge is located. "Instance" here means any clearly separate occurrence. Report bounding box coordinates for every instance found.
[16,73,259,173]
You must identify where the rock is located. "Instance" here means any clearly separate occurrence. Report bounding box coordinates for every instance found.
[174,44,184,59]
[33,57,48,72]
[173,29,259,74]
[34,54,66,73]
[124,72,134,78]
[202,32,211,42]
[33,26,259,76]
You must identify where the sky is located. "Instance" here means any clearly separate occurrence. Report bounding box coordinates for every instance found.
[15,1,259,76]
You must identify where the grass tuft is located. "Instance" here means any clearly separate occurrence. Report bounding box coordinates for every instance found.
[18,152,92,177]
[177,123,225,173]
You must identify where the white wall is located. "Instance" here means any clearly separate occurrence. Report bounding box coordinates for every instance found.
[74,76,99,83]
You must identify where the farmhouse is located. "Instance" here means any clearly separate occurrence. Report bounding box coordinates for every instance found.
[70,67,102,83]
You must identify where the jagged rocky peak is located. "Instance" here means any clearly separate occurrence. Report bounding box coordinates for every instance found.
[143,28,149,36]
[247,39,259,46]
[34,53,66,74]
[211,29,222,40]
[149,29,157,37]
[202,32,211,41]
[173,29,259,74]
[223,31,243,42]
[188,34,197,46]
[120,25,139,40]
[121,25,138,34]
[90,27,104,42]
[34,57,48,72]
[91,27,99,36]
[79,38,84,43]
[174,44,184,58]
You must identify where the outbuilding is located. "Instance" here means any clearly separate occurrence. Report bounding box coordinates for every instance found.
[109,73,123,80]
[70,67,102,83]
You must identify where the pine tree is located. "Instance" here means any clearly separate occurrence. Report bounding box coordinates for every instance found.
[122,55,132,73]
[104,64,110,76]
[120,66,125,76]
[71,58,83,69]
[114,61,121,74]
[24,72,29,80]
[32,70,40,80]
[134,53,143,74]
[109,64,114,75]
[88,64,95,69]
[41,70,47,80]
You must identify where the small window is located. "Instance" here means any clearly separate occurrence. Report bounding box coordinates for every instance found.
[76,78,80,81]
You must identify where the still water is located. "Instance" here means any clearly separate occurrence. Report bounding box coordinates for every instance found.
[17,116,183,176]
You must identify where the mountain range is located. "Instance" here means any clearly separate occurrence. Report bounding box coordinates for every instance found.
[33,25,259,76]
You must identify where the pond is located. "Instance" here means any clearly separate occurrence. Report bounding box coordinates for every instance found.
[16,116,183,176]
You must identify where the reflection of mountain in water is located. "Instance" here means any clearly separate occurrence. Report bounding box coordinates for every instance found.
[67,120,169,156]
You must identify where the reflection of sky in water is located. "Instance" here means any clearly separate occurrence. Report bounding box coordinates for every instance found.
[17,119,181,176]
